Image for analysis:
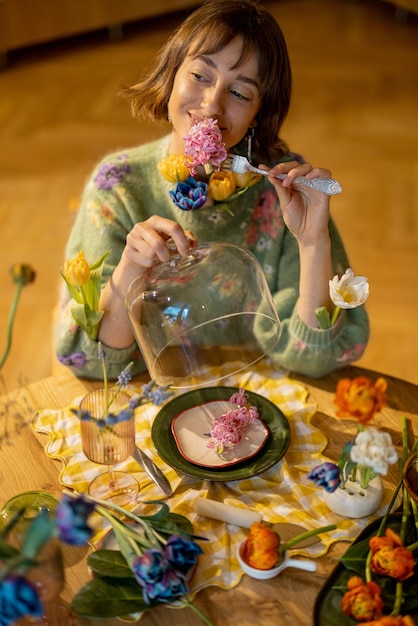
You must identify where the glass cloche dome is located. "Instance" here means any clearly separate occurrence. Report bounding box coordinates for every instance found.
[126,241,281,389]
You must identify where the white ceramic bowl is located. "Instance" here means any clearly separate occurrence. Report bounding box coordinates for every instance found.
[236,540,317,580]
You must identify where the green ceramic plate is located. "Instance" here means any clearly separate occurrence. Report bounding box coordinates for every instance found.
[151,386,290,481]
[313,514,418,625]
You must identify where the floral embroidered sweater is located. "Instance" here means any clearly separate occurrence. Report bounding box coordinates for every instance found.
[55,135,369,379]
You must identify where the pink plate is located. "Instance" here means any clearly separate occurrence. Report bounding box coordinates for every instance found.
[171,400,270,468]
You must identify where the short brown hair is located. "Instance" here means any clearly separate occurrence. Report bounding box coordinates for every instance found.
[124,0,292,162]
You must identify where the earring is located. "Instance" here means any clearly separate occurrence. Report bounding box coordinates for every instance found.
[167,112,171,123]
[247,127,255,162]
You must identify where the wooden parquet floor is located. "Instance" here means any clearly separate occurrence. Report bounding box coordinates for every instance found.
[0,0,417,391]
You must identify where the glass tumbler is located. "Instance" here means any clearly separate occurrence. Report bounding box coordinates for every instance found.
[79,389,138,504]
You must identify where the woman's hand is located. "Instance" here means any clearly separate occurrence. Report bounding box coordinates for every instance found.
[264,160,335,327]
[264,160,331,245]
[123,215,194,269]
[98,216,195,348]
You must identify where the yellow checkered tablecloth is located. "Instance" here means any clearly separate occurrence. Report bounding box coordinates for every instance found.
[32,361,394,597]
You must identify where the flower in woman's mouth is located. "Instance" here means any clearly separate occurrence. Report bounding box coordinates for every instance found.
[183,117,227,175]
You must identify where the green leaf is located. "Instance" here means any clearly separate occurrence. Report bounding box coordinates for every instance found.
[135,503,197,538]
[89,250,111,272]
[60,271,84,304]
[70,303,103,339]
[21,509,55,560]
[85,250,111,310]
[87,550,132,578]
[71,577,150,618]
[0,539,19,559]
[339,538,370,574]
[151,513,200,539]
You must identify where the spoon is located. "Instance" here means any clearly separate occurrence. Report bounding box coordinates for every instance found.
[131,446,173,496]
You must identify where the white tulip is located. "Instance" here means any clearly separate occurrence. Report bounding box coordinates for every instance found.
[329,268,369,310]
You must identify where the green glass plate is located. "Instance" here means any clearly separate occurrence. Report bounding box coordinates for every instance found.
[313,513,418,625]
[151,386,290,481]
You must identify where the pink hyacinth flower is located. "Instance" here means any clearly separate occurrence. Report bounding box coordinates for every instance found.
[183,118,227,175]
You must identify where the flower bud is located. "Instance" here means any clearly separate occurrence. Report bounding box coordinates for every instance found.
[10,263,36,286]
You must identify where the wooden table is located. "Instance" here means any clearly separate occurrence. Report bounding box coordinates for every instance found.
[1,364,417,626]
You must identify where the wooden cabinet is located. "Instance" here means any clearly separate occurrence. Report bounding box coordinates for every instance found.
[380,0,418,13]
[0,0,201,54]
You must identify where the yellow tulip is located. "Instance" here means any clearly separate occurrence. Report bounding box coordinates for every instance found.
[157,155,190,183]
[208,171,236,201]
[233,171,262,189]
[64,251,91,286]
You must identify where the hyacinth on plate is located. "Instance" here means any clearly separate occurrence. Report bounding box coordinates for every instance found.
[171,399,270,469]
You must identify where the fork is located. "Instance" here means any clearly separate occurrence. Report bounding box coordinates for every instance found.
[223,154,343,196]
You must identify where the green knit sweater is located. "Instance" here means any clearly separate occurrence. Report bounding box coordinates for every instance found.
[55,135,369,379]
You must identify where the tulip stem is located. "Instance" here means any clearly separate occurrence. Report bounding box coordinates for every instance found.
[281,524,337,552]
[182,598,215,626]
[330,306,341,326]
[0,282,23,372]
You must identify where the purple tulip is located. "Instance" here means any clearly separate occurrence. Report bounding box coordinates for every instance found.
[164,535,203,575]
[132,548,191,604]
[132,549,168,585]
[169,178,207,210]
[307,462,341,493]
[55,494,95,546]
[0,576,43,626]
[143,567,189,603]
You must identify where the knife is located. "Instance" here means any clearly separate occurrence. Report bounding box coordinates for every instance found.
[132,446,173,497]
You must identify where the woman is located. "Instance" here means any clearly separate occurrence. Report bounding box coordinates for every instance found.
[56,0,369,379]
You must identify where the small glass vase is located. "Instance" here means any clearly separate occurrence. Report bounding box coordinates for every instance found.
[0,492,74,626]
[323,476,383,518]
[19,539,74,625]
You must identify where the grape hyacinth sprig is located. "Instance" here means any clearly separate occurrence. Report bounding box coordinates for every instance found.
[71,342,173,431]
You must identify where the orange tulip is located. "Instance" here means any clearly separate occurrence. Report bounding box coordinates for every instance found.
[334,376,388,423]
[369,528,415,581]
[341,576,384,622]
[242,522,280,570]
